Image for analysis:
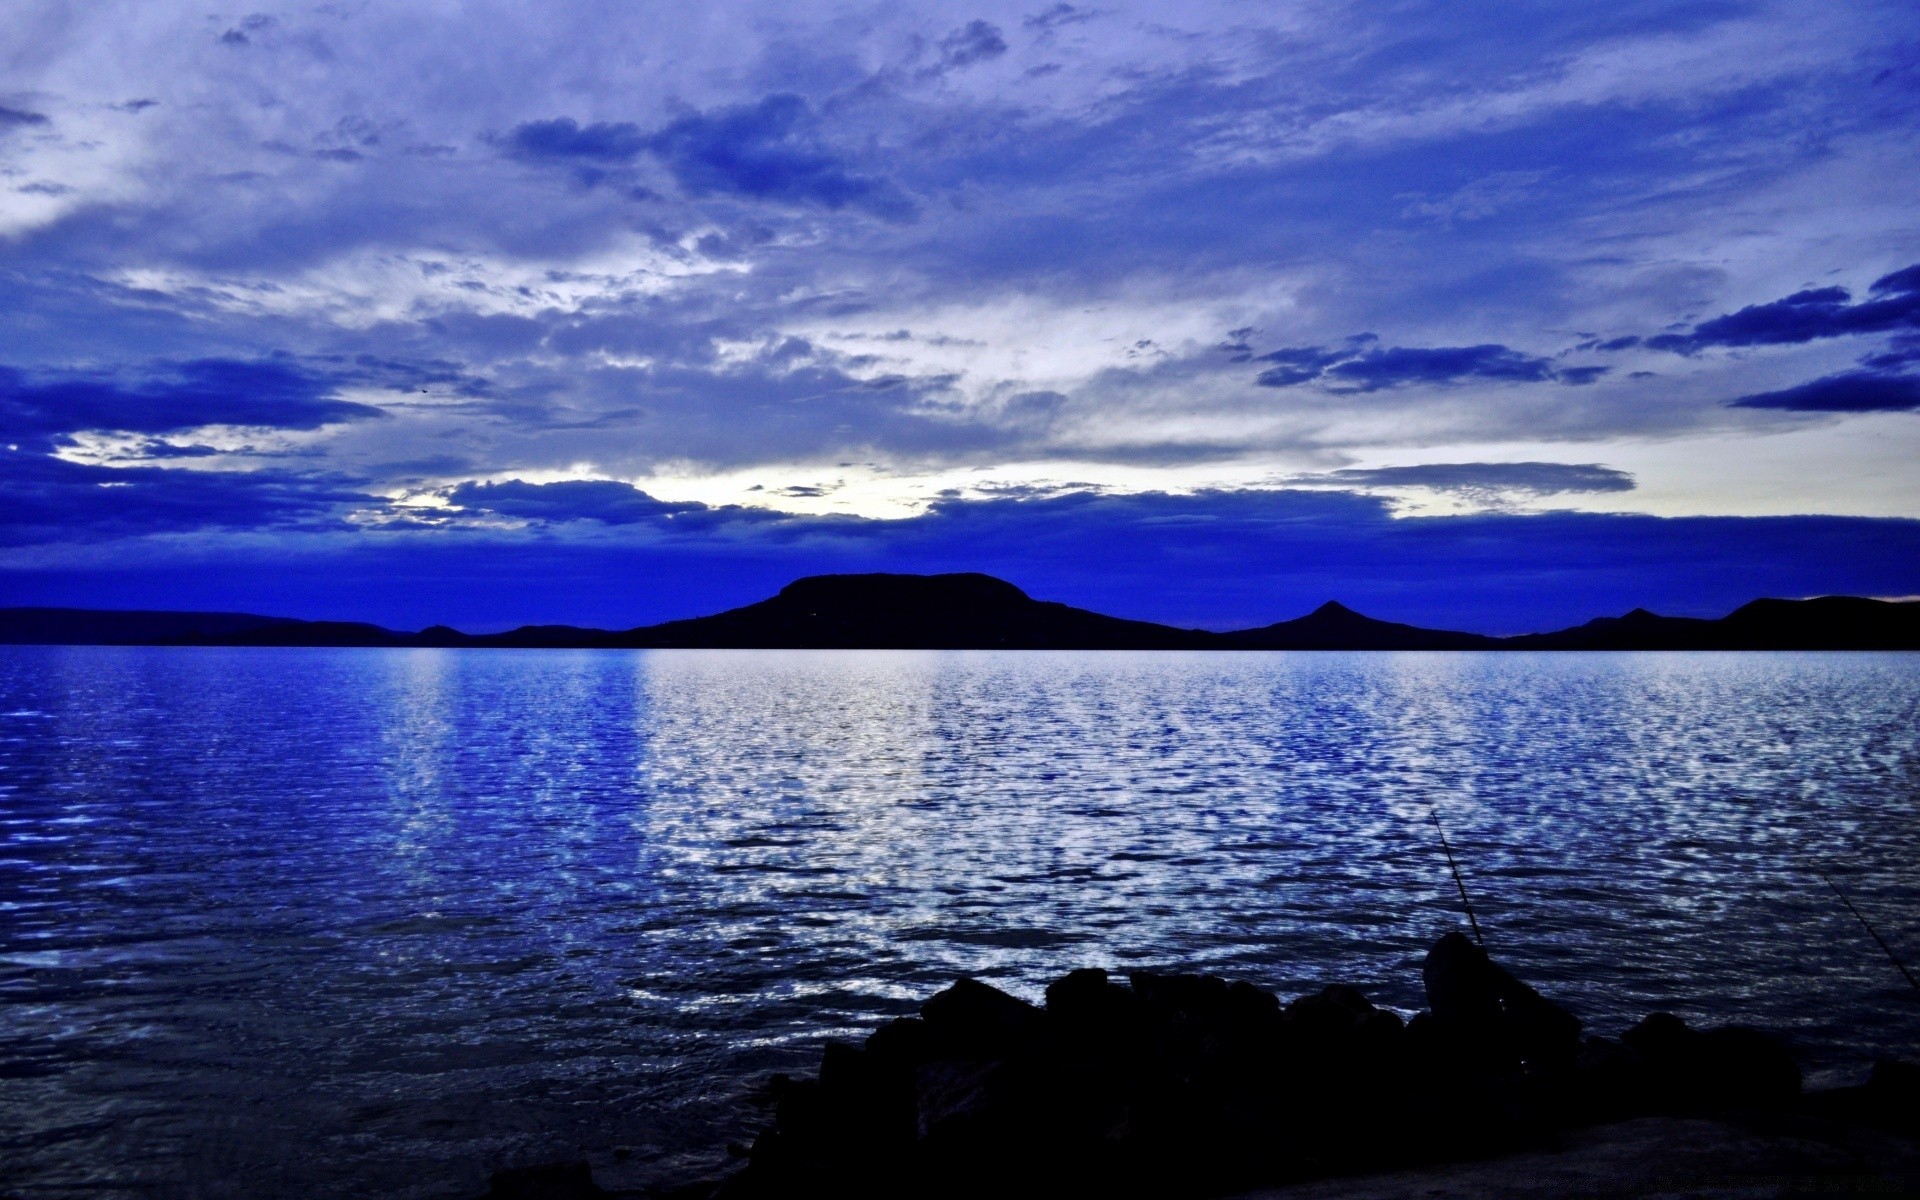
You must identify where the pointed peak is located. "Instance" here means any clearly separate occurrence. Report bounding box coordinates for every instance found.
[1312,600,1359,617]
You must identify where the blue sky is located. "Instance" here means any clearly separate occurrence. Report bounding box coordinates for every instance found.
[2,1,1917,631]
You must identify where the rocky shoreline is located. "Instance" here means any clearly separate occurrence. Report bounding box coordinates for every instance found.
[482,934,1920,1198]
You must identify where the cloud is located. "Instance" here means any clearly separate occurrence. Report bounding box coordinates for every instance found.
[1024,4,1096,31]
[0,452,368,548]
[1254,340,1604,391]
[1313,461,1636,496]
[0,106,50,131]
[1729,370,1920,413]
[1253,340,1371,387]
[445,478,711,525]
[1649,263,1920,352]
[646,94,915,217]
[939,20,1008,69]
[0,359,387,453]
[0,0,1915,551]
[219,14,274,46]
[504,95,914,217]
[504,118,648,164]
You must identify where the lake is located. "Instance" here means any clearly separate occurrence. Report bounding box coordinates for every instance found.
[2,647,1917,1197]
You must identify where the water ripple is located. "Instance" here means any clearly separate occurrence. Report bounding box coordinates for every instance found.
[0,647,1915,1197]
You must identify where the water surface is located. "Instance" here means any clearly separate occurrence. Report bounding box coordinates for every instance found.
[2,648,1917,1197]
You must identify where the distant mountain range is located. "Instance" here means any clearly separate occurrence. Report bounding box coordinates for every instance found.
[3,573,1917,650]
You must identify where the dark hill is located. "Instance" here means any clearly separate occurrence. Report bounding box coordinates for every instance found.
[1511,595,1920,650]
[1220,600,1497,650]
[0,607,306,645]
[4,580,1917,650]
[607,572,1215,649]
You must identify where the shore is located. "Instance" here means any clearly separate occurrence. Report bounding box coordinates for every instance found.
[480,933,1920,1199]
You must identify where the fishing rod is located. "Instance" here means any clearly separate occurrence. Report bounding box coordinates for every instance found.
[1816,869,1920,1002]
[1429,808,1484,948]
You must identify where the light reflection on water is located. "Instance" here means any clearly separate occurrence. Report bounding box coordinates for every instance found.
[1,647,1917,1197]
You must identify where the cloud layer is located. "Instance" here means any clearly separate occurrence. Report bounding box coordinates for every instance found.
[1,1,1917,620]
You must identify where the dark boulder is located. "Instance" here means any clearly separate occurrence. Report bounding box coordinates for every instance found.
[1569,1034,1655,1119]
[1046,967,1141,1046]
[1622,1012,1800,1110]
[921,977,1045,1060]
[1867,1058,1920,1133]
[865,1016,936,1069]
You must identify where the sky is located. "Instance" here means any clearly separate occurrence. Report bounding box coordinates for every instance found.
[2,0,1918,633]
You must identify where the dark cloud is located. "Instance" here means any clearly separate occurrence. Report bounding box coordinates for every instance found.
[1254,339,1603,391]
[503,96,913,217]
[1870,264,1920,296]
[1729,370,1920,412]
[1254,342,1368,387]
[0,359,386,453]
[1860,342,1920,372]
[1314,461,1635,495]
[1648,264,1920,352]
[1555,365,1610,385]
[446,478,710,525]
[219,14,274,46]
[0,452,368,547]
[1025,4,1096,30]
[133,441,224,459]
[940,20,1009,68]
[646,94,915,217]
[0,106,50,130]
[504,117,648,164]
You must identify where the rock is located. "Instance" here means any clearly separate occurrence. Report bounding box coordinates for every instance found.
[817,1039,916,1148]
[1046,967,1112,1015]
[717,954,1833,1200]
[914,1058,1007,1142]
[1619,1011,1691,1061]
[1422,933,1582,1074]
[481,1161,607,1200]
[1867,1059,1920,1134]
[1570,1034,1653,1119]
[1622,1012,1800,1110]
[865,1016,935,1068]
[1287,984,1377,1034]
[920,977,1044,1060]
[1872,1059,1920,1107]
[1695,1026,1800,1107]
[819,1039,869,1094]
[1129,970,1231,1019]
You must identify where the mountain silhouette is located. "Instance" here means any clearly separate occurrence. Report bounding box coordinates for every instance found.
[1504,595,1920,650]
[604,573,1214,649]
[3,574,1917,650]
[1220,600,1496,650]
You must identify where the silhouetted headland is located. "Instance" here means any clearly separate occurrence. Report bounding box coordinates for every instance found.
[481,934,1920,1199]
[5,573,1918,649]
